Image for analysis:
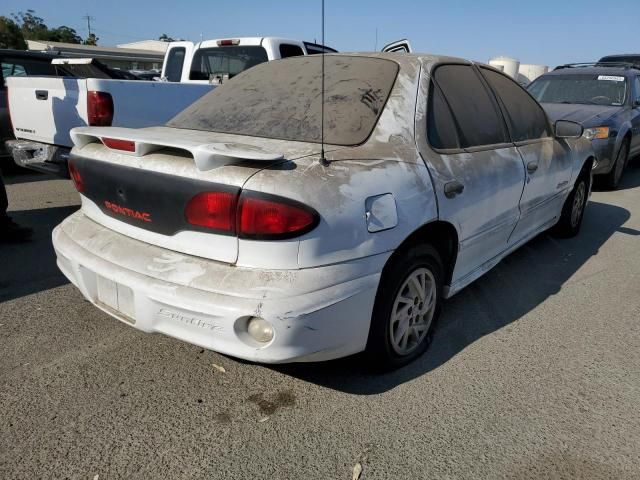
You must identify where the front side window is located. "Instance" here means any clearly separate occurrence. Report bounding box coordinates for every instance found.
[189,46,269,81]
[164,47,185,82]
[169,55,399,146]
[432,64,507,148]
[481,67,550,142]
[528,74,627,106]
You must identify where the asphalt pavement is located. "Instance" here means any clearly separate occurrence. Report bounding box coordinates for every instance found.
[1,165,639,479]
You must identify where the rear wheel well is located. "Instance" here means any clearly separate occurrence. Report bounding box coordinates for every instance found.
[386,221,459,286]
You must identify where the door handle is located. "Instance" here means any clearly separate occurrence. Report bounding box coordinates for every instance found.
[35,90,48,100]
[527,161,539,173]
[444,181,464,198]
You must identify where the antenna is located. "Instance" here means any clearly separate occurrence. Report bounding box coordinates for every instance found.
[319,0,329,166]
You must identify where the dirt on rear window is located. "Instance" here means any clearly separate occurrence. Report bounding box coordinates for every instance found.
[167,55,399,146]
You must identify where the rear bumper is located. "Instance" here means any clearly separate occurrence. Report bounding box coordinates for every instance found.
[52,212,387,363]
[5,140,70,177]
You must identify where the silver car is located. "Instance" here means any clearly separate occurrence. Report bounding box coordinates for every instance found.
[53,53,594,369]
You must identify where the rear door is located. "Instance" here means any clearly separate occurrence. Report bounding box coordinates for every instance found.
[480,66,572,243]
[418,64,526,284]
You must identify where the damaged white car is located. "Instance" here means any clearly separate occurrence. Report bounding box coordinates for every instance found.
[54,53,594,369]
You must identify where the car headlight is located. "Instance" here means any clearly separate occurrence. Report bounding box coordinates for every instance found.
[583,126,610,140]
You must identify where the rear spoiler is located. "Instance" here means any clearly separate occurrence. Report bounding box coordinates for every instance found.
[70,127,284,171]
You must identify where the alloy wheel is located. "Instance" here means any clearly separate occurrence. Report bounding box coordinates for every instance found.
[389,268,437,356]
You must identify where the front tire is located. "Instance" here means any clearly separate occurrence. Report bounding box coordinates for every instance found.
[552,173,589,238]
[604,140,629,190]
[366,245,443,371]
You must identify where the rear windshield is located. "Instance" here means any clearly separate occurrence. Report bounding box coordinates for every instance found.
[189,46,269,81]
[169,55,399,146]
[528,74,627,106]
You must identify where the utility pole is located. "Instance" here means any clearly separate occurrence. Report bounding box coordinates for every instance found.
[82,14,95,36]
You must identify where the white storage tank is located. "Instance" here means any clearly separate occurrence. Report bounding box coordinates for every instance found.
[517,64,549,85]
[489,56,520,79]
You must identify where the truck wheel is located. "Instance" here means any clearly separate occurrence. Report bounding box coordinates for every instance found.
[552,173,589,238]
[366,244,443,371]
[604,140,629,190]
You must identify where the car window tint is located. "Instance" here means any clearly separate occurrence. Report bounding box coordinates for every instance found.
[279,44,304,58]
[433,65,507,148]
[427,82,459,149]
[481,67,550,142]
[635,77,640,102]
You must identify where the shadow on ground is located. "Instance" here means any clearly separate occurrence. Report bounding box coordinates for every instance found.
[275,199,637,394]
[1,167,55,186]
[0,205,78,302]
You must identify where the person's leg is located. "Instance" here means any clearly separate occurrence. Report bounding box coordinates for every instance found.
[0,171,32,242]
[0,170,8,221]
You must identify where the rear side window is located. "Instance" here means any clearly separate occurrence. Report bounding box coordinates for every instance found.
[481,68,550,142]
[279,44,304,58]
[427,83,459,149]
[432,65,507,148]
[164,47,185,82]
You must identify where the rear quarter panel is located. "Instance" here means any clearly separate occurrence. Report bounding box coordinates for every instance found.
[240,155,438,269]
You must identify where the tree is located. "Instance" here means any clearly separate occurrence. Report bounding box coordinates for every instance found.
[83,33,99,46]
[0,16,27,49]
[158,33,175,42]
[11,10,48,40]
[49,25,82,44]
[11,10,83,44]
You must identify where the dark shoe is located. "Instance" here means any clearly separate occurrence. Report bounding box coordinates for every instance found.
[0,218,33,243]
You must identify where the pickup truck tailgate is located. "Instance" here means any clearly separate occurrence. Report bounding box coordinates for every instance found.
[7,76,87,146]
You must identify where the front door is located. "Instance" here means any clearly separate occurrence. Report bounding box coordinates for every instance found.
[479,66,572,243]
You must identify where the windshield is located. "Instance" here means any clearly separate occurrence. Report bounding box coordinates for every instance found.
[189,46,269,81]
[528,74,627,106]
[169,55,399,146]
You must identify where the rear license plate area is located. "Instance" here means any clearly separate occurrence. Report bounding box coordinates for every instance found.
[96,274,136,324]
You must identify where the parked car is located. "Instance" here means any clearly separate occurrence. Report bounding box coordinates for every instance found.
[52,53,594,369]
[6,37,336,176]
[528,63,640,188]
[1,49,59,159]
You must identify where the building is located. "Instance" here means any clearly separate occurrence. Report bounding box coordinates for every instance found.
[26,39,167,71]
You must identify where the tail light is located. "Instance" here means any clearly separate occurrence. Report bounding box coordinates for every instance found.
[68,160,85,193]
[238,192,319,239]
[87,91,113,126]
[184,191,319,239]
[185,191,238,234]
[101,137,135,152]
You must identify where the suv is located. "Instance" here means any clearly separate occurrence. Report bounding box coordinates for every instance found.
[528,63,640,188]
[1,49,58,159]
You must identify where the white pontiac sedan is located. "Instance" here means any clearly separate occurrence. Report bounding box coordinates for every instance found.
[54,53,594,369]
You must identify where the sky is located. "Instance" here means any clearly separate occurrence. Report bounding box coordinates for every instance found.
[2,0,637,67]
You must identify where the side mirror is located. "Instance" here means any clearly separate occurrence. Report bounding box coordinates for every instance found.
[555,120,583,139]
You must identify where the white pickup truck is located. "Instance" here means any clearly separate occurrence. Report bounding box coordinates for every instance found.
[6,37,338,175]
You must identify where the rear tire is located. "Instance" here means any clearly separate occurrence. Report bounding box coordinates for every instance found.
[604,140,629,190]
[552,173,589,238]
[365,244,443,371]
